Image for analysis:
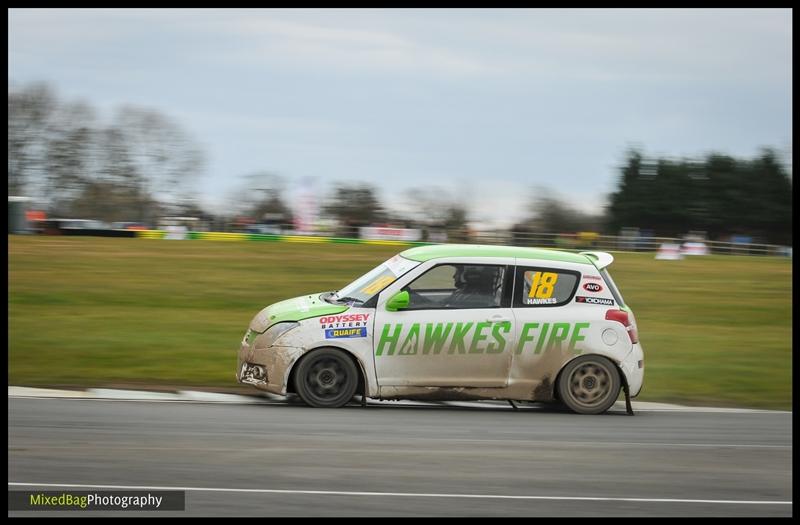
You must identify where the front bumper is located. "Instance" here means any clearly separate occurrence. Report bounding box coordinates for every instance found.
[236,341,303,395]
[619,343,644,397]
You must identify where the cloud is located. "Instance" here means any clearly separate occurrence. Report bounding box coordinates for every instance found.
[202,15,499,76]
[9,8,791,225]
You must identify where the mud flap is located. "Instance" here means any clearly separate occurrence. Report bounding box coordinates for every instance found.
[360,367,368,407]
[623,383,635,416]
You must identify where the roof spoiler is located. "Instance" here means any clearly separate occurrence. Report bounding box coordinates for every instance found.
[580,251,614,270]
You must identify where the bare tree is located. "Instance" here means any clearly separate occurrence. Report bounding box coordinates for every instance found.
[401,186,470,239]
[514,187,605,234]
[44,101,96,216]
[113,106,205,214]
[323,184,385,235]
[224,171,294,229]
[8,82,56,196]
[9,82,208,222]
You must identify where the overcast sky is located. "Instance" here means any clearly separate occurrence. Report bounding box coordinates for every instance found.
[8,8,792,227]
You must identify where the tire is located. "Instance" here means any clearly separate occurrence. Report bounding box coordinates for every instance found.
[294,348,359,408]
[557,355,621,415]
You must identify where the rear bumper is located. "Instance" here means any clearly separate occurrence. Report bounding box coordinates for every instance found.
[619,343,644,397]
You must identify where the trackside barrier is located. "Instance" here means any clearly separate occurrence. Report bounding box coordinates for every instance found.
[136,230,432,247]
[131,230,790,256]
[194,232,249,241]
[139,230,166,239]
[500,231,790,257]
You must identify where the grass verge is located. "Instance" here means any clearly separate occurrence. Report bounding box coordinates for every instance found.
[8,236,792,409]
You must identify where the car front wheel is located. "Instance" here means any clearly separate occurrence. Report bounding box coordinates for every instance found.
[557,355,621,415]
[294,348,359,408]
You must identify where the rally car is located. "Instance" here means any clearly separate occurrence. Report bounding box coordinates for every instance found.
[237,244,644,414]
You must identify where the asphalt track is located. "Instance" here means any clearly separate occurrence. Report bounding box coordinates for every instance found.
[8,397,792,517]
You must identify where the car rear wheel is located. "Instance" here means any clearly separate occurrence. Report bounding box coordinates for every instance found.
[557,355,621,415]
[294,348,359,408]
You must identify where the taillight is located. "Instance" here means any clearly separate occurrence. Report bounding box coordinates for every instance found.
[605,309,638,344]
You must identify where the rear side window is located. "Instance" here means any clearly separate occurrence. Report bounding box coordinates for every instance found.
[513,266,579,307]
[600,268,626,307]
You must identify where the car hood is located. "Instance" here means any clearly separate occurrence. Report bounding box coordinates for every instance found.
[249,292,349,333]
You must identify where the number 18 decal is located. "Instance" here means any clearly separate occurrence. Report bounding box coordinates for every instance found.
[528,271,559,299]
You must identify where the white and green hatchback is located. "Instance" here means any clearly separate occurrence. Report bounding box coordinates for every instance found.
[237,244,644,414]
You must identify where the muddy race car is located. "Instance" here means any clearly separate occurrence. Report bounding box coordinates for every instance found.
[237,244,644,414]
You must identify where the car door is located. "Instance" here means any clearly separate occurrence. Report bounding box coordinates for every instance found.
[508,259,587,393]
[372,258,515,387]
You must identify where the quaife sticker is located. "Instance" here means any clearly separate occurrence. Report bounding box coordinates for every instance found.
[582,282,603,293]
[575,296,614,305]
[325,327,368,339]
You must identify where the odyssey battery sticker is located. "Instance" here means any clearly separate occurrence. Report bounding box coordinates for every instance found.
[320,313,370,338]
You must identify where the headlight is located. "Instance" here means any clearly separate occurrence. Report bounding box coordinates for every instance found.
[258,322,300,347]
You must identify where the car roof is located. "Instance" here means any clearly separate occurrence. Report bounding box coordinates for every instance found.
[400,244,594,266]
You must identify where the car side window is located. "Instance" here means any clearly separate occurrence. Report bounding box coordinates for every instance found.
[514,266,579,307]
[404,264,506,310]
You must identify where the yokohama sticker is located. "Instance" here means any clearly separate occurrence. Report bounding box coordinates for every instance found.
[575,296,614,305]
[582,282,603,293]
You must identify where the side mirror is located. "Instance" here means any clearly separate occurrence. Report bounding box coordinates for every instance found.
[385,290,410,312]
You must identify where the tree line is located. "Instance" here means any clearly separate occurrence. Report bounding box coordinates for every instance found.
[607,149,792,244]
[9,82,204,224]
[8,82,792,244]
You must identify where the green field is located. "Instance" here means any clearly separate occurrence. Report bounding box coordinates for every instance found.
[8,236,793,409]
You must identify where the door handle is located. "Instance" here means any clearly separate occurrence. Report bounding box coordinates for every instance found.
[486,315,511,323]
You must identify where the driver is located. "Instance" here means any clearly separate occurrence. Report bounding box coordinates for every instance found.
[445,266,499,308]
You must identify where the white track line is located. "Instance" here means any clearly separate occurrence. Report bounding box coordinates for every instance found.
[7,387,94,398]
[11,440,789,451]
[8,386,790,413]
[178,390,282,403]
[415,439,791,449]
[88,389,184,401]
[7,482,790,506]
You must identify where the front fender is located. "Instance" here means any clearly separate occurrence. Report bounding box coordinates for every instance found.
[283,344,376,398]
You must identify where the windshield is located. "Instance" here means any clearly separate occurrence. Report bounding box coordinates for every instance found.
[331,254,420,306]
